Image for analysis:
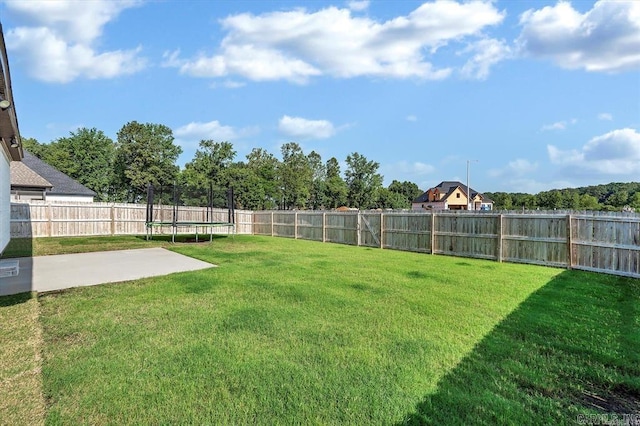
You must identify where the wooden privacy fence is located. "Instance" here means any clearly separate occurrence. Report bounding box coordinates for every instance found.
[253,210,640,279]
[9,202,640,279]
[10,201,253,238]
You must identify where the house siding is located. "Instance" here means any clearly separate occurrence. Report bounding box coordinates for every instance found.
[447,187,468,209]
[0,149,10,253]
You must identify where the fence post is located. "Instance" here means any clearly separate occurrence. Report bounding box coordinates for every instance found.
[322,212,326,243]
[47,202,52,237]
[271,212,274,237]
[294,212,298,239]
[430,213,435,254]
[380,212,384,249]
[567,214,573,269]
[498,214,503,262]
[357,211,362,247]
[110,205,115,236]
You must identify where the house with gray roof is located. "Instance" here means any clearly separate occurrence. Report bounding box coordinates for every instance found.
[11,151,96,202]
[412,181,493,211]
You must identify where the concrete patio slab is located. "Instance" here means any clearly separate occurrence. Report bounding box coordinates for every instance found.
[0,248,215,296]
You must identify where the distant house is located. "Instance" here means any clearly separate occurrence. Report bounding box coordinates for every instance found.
[412,181,493,211]
[10,151,96,202]
[1,22,23,256]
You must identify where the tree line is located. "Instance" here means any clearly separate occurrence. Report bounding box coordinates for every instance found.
[485,182,640,212]
[23,122,639,212]
[23,122,422,210]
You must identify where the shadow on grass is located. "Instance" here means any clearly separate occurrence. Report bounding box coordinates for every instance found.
[1,237,34,259]
[400,270,640,425]
[0,291,33,307]
[134,234,230,244]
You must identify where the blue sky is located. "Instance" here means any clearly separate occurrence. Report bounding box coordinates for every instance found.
[1,0,638,193]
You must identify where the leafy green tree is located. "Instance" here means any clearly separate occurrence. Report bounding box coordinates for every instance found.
[510,193,537,210]
[375,188,409,209]
[181,140,236,206]
[606,190,629,208]
[538,190,563,210]
[21,137,48,158]
[487,182,640,212]
[324,157,348,209]
[579,194,600,210]
[629,192,640,211]
[43,128,115,201]
[345,152,383,210]
[485,192,510,210]
[388,180,422,206]
[225,163,266,210]
[114,121,182,202]
[307,151,326,210]
[246,148,280,210]
[279,142,312,209]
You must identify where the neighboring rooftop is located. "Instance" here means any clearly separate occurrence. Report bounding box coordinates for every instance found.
[13,151,96,197]
[413,181,493,203]
[10,160,52,188]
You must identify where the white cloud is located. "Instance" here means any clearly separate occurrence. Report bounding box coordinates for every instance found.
[583,128,640,162]
[493,177,576,194]
[383,161,436,178]
[174,120,258,143]
[278,115,336,140]
[541,121,567,131]
[460,38,511,80]
[598,112,613,121]
[517,1,640,73]
[180,46,322,84]
[406,115,417,122]
[4,0,145,83]
[347,1,369,12]
[169,1,505,83]
[548,128,640,175]
[488,158,538,178]
[221,80,246,89]
[381,160,437,189]
[409,162,436,175]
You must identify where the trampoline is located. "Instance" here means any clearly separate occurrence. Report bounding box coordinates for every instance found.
[145,183,235,243]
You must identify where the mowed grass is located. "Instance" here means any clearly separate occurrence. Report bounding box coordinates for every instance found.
[0,293,46,426]
[3,235,637,424]
[1,235,172,258]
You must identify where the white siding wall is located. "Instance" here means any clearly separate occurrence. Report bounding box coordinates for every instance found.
[0,149,10,253]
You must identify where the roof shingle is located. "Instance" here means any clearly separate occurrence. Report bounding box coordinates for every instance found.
[13,151,97,197]
[10,161,52,188]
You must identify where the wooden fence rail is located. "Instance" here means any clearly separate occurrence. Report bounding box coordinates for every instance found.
[252,210,640,279]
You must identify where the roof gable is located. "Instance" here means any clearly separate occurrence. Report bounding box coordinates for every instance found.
[18,151,97,197]
[10,161,52,188]
[413,180,493,204]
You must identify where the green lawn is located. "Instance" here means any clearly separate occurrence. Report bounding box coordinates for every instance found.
[1,235,172,258]
[1,235,638,424]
